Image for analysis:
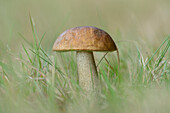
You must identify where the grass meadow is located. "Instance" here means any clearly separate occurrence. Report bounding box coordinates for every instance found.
[0,0,170,113]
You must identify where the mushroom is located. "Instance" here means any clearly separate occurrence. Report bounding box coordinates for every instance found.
[53,26,118,92]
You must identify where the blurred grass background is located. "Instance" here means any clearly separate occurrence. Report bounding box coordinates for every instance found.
[0,0,170,55]
[0,0,170,113]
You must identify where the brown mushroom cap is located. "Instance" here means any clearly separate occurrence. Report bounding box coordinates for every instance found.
[53,26,117,51]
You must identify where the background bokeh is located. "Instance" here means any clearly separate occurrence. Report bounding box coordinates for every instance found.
[0,0,170,57]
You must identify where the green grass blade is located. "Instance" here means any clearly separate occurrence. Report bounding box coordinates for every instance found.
[22,44,33,64]
[145,35,170,67]
[29,14,38,49]
[155,40,170,68]
[38,32,46,49]
[40,48,53,64]
[101,68,116,96]
[18,32,32,46]
[29,49,53,66]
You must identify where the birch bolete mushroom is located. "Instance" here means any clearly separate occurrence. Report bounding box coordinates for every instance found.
[53,26,118,92]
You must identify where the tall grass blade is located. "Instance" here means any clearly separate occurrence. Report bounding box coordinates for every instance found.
[101,69,116,96]
[22,44,33,64]
[155,40,170,68]
[145,35,170,67]
[18,32,32,46]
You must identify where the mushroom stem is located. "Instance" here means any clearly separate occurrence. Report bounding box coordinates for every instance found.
[76,51,98,92]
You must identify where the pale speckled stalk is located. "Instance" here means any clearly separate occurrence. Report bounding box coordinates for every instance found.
[76,51,98,92]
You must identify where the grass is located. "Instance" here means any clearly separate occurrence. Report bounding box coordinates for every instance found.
[0,14,169,113]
